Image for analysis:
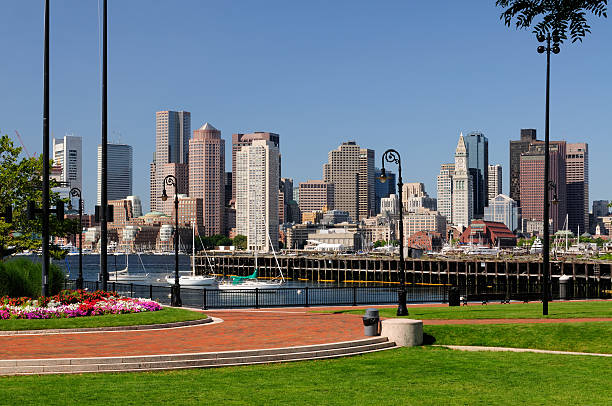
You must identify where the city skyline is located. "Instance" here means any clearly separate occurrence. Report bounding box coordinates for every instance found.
[2,1,610,212]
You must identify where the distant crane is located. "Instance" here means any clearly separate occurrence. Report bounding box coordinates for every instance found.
[14,130,35,158]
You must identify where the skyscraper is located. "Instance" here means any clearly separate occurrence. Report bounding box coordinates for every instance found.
[52,134,82,192]
[488,164,502,200]
[189,123,225,236]
[509,128,538,205]
[150,110,191,212]
[436,163,454,221]
[484,194,520,233]
[464,131,488,218]
[452,134,473,228]
[519,141,567,233]
[97,143,133,204]
[566,143,589,234]
[299,180,334,213]
[323,141,374,221]
[231,132,279,201]
[235,139,279,252]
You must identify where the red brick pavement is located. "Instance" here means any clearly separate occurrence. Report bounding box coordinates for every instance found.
[1,304,611,361]
[0,309,366,360]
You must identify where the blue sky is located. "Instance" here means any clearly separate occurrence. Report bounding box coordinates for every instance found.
[1,1,610,212]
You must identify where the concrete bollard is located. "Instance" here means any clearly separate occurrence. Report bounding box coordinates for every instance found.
[381,319,423,347]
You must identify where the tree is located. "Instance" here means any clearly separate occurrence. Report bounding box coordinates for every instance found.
[232,234,247,250]
[0,134,77,259]
[497,0,607,43]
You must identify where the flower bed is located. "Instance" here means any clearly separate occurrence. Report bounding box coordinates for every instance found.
[0,290,163,320]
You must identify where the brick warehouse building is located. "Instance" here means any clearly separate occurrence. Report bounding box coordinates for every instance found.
[459,220,516,248]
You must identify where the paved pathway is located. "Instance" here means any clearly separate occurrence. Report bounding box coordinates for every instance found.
[1,304,611,361]
[0,309,366,360]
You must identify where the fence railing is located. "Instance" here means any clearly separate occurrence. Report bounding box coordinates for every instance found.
[64,280,447,309]
[64,278,610,309]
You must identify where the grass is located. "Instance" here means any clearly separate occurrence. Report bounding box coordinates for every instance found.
[1,347,611,405]
[323,300,612,320]
[425,322,612,354]
[0,307,207,331]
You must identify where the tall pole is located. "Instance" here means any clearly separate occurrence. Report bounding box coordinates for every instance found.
[396,160,408,316]
[41,0,50,297]
[542,34,551,316]
[173,193,181,306]
[100,0,108,291]
[78,195,83,289]
[381,149,408,316]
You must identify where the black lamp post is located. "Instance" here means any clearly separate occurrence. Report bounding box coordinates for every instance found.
[537,31,560,316]
[379,149,408,316]
[161,174,181,307]
[68,188,83,290]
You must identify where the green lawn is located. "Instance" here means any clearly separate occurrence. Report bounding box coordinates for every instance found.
[1,347,610,405]
[426,322,612,354]
[0,307,207,331]
[326,300,612,320]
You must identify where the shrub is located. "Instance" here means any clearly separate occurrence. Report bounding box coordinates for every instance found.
[0,258,65,298]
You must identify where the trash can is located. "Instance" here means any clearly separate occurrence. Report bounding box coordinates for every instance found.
[362,308,381,336]
[449,287,460,307]
[559,275,571,300]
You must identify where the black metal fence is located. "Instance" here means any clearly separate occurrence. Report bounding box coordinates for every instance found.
[459,279,611,302]
[64,280,447,309]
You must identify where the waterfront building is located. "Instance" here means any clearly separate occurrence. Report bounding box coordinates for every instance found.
[403,208,447,238]
[509,128,538,205]
[464,131,488,218]
[487,164,502,201]
[406,231,442,251]
[189,123,225,236]
[459,220,517,248]
[484,194,520,233]
[436,163,454,221]
[374,168,396,214]
[299,180,334,214]
[323,141,374,221]
[286,223,323,249]
[566,143,589,234]
[232,132,280,201]
[519,141,567,233]
[97,143,133,204]
[452,134,473,228]
[307,228,364,251]
[150,110,190,212]
[302,210,323,224]
[177,195,204,233]
[235,139,279,252]
[126,196,143,217]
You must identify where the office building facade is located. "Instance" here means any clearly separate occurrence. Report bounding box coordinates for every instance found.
[464,131,488,218]
[97,143,133,204]
[232,132,279,201]
[509,128,538,205]
[566,143,589,234]
[488,164,502,201]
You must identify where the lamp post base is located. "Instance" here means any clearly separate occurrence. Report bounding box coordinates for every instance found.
[397,289,408,316]
[171,284,182,307]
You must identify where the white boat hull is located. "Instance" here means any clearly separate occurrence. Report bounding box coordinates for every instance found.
[166,276,218,286]
[217,280,283,290]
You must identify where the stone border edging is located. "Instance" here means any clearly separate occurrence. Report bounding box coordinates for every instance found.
[436,345,612,357]
[0,317,213,336]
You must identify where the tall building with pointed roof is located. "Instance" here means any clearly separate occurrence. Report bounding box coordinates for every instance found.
[189,123,225,236]
[451,134,473,228]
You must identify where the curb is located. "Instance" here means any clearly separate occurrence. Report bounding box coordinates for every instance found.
[436,345,612,357]
[0,317,213,336]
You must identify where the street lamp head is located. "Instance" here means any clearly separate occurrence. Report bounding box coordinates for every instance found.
[537,33,546,42]
[552,46,560,54]
[161,189,168,202]
[378,167,388,183]
[537,45,546,54]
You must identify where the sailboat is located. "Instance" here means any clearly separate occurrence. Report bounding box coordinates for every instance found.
[108,251,149,281]
[166,223,217,286]
[218,231,285,290]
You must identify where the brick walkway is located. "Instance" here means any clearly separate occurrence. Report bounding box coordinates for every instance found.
[1,304,611,361]
[0,309,366,360]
